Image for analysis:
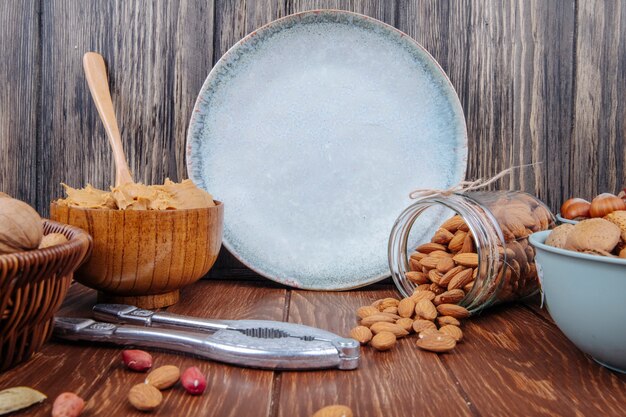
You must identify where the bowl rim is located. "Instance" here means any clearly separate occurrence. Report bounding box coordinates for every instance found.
[529,230,626,266]
[49,200,223,212]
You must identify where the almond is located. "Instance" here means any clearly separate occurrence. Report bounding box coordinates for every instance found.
[128,383,162,411]
[410,290,435,303]
[409,258,422,271]
[382,306,398,314]
[417,328,442,338]
[436,304,470,319]
[439,325,464,342]
[370,331,396,351]
[414,299,438,321]
[409,251,427,261]
[432,228,455,244]
[447,268,474,291]
[416,332,457,353]
[370,322,409,338]
[428,269,443,285]
[419,256,440,270]
[349,326,373,344]
[145,365,180,390]
[448,231,467,252]
[429,283,446,295]
[415,283,431,292]
[463,281,475,293]
[436,257,455,274]
[406,271,429,284]
[440,215,466,233]
[434,289,465,305]
[439,265,464,287]
[395,317,414,332]
[437,316,461,327]
[356,305,379,319]
[428,250,454,259]
[397,298,416,318]
[379,298,400,310]
[312,405,354,417]
[459,233,475,253]
[453,253,479,268]
[360,314,397,327]
[412,319,437,333]
[415,242,447,253]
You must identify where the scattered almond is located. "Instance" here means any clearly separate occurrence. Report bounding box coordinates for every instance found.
[360,314,396,327]
[395,317,414,332]
[370,331,396,351]
[439,325,464,342]
[128,383,162,411]
[397,298,416,318]
[414,299,438,321]
[436,304,470,319]
[356,305,379,319]
[416,332,456,353]
[412,319,437,333]
[312,404,354,417]
[437,316,461,327]
[382,306,398,314]
[145,365,180,390]
[410,290,435,303]
[436,257,455,274]
[349,326,373,344]
[370,322,409,338]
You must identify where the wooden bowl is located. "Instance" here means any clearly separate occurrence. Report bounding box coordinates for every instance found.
[50,201,223,309]
[0,221,92,371]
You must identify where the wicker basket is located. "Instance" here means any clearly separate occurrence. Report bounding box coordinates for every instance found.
[0,220,92,371]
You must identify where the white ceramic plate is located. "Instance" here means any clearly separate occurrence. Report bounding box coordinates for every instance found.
[187,10,467,290]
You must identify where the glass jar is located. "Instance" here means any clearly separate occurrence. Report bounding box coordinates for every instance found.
[388,191,555,313]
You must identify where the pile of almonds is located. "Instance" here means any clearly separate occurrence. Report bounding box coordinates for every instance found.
[350,290,469,353]
[546,213,626,258]
[405,195,551,307]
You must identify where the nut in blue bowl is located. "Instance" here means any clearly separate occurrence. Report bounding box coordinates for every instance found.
[529,230,626,373]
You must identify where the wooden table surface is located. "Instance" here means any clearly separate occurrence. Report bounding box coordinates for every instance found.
[1,279,625,417]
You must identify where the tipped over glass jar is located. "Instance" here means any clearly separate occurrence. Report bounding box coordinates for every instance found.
[388,191,555,314]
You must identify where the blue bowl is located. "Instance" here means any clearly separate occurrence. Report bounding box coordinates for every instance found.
[529,230,626,373]
[555,214,578,225]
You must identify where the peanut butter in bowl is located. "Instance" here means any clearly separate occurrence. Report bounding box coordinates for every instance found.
[57,179,215,210]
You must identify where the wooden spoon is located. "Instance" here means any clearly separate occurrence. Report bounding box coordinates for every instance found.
[83,52,134,186]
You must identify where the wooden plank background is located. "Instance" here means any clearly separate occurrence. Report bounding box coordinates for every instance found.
[1,0,624,274]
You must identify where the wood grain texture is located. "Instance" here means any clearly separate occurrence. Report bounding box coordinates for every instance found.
[278,288,474,417]
[443,305,626,416]
[0,0,39,207]
[572,0,626,200]
[85,281,286,417]
[398,0,576,210]
[0,0,624,273]
[38,0,215,217]
[0,281,287,417]
[1,281,625,416]
[49,202,223,309]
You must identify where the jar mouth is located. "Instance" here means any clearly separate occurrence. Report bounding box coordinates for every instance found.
[388,193,507,314]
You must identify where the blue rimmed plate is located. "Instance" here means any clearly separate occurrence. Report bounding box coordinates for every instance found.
[187,10,467,290]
